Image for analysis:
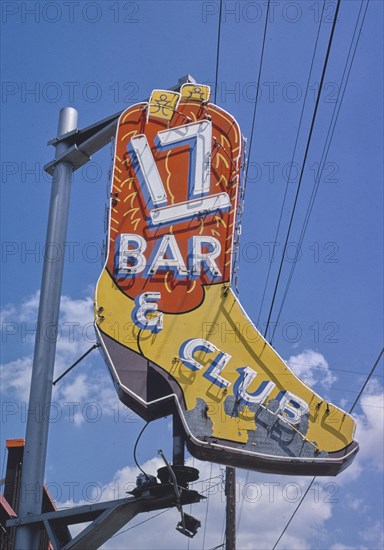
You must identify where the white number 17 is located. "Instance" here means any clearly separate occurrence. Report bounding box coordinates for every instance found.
[127,120,230,226]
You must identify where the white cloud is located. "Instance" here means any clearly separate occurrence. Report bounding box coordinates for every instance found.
[339,381,384,482]
[355,386,384,471]
[1,291,116,426]
[345,495,367,512]
[286,349,337,390]
[0,356,33,402]
[330,545,368,550]
[55,458,335,550]
[359,519,384,549]
[2,297,383,549]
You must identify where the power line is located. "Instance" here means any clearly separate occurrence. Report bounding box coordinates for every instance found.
[238,0,326,531]
[202,462,213,550]
[271,478,316,550]
[256,0,327,327]
[349,348,384,413]
[235,0,271,528]
[341,401,383,410]
[243,0,271,196]
[270,0,370,344]
[133,421,151,480]
[263,0,341,341]
[187,456,195,550]
[110,508,171,539]
[286,361,383,377]
[271,345,383,550]
[213,0,223,104]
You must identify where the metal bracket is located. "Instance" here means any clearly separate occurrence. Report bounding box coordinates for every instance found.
[43,74,197,176]
[8,480,204,550]
[158,449,201,539]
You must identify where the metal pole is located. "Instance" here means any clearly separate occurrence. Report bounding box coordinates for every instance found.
[15,107,78,550]
[172,414,185,466]
[225,467,236,550]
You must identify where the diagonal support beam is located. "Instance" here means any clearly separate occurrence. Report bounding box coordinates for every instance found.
[8,484,204,549]
[62,499,143,550]
[44,75,197,176]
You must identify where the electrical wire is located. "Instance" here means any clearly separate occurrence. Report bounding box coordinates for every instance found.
[187,456,194,550]
[349,348,384,413]
[110,508,171,538]
[271,0,369,342]
[239,5,330,526]
[193,474,223,485]
[200,479,223,495]
[220,503,226,549]
[263,0,341,341]
[271,346,383,550]
[133,421,151,480]
[286,361,383,378]
[241,5,370,526]
[213,0,223,104]
[256,0,326,327]
[202,462,213,550]
[243,0,271,200]
[270,0,370,344]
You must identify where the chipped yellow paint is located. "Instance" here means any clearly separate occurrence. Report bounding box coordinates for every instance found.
[96,270,355,453]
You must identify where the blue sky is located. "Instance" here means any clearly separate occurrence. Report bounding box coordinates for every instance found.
[1,1,383,549]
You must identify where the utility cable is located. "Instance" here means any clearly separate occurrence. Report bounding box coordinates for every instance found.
[133,421,151,480]
[110,508,171,538]
[269,0,370,343]
[263,0,341,341]
[213,0,223,104]
[187,456,195,550]
[239,2,328,527]
[256,0,326,327]
[349,348,383,413]
[271,345,383,550]
[202,462,213,550]
[243,0,271,199]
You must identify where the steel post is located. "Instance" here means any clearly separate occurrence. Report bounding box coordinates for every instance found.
[15,107,78,550]
[172,414,185,466]
[225,466,236,550]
